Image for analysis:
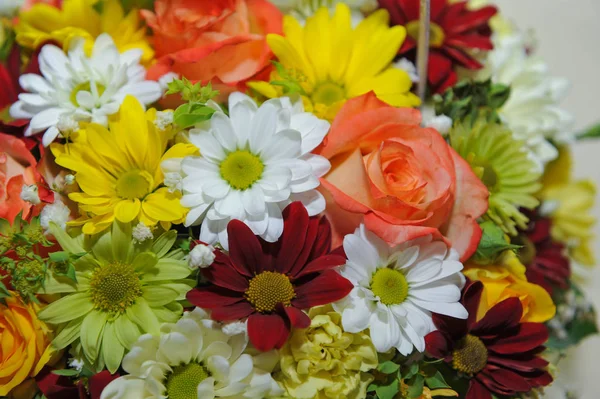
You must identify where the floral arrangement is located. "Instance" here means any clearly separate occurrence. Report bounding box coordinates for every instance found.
[0,0,598,399]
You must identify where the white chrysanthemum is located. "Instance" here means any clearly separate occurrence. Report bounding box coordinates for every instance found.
[333,225,468,355]
[40,200,71,230]
[100,308,282,399]
[477,33,574,169]
[10,33,162,146]
[181,93,330,249]
[271,0,377,24]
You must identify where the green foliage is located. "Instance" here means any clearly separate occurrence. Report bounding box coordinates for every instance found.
[546,281,598,350]
[166,78,220,129]
[270,61,307,95]
[577,123,600,140]
[471,221,521,265]
[433,79,510,124]
[0,26,15,62]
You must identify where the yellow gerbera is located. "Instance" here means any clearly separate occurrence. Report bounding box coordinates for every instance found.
[248,3,420,121]
[15,0,154,64]
[540,146,597,266]
[464,251,556,323]
[50,96,197,235]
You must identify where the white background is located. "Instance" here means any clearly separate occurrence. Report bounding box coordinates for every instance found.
[494,1,600,397]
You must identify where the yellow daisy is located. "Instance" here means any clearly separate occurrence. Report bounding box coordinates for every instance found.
[15,0,154,64]
[248,3,420,121]
[50,96,197,235]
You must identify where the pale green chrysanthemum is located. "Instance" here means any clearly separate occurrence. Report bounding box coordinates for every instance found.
[38,221,194,373]
[450,119,541,236]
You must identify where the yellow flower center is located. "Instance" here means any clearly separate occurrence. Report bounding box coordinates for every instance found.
[115,169,154,200]
[406,20,446,48]
[311,81,346,106]
[220,150,264,190]
[452,334,488,375]
[70,81,106,107]
[166,363,210,399]
[245,271,295,313]
[89,262,142,314]
[370,268,409,305]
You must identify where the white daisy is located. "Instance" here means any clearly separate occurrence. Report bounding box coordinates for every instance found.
[477,33,574,169]
[10,33,162,146]
[180,93,331,249]
[333,224,468,355]
[100,308,282,399]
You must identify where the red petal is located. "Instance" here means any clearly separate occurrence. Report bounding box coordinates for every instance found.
[471,297,522,336]
[210,302,254,322]
[487,367,531,392]
[465,379,493,399]
[424,330,450,359]
[294,254,346,279]
[445,35,493,50]
[378,0,408,24]
[443,46,483,69]
[428,51,454,87]
[397,0,419,21]
[463,281,484,330]
[431,313,468,342]
[445,6,497,34]
[227,219,265,276]
[186,286,244,308]
[487,354,548,372]
[292,269,353,309]
[284,306,311,329]
[274,202,310,275]
[529,371,553,387]
[430,0,447,21]
[203,261,249,292]
[247,313,290,351]
[487,323,548,354]
[89,371,120,399]
[309,215,333,259]
[476,370,516,396]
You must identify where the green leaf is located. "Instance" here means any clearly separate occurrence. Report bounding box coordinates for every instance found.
[52,369,80,377]
[0,280,10,305]
[49,251,70,263]
[471,221,521,265]
[375,378,399,399]
[425,371,450,389]
[403,362,419,380]
[173,103,216,129]
[378,360,401,374]
[407,374,424,399]
[577,123,600,140]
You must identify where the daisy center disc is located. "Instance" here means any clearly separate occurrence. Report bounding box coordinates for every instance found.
[245,271,295,313]
[371,268,409,305]
[220,150,264,190]
[312,82,346,106]
[116,169,154,200]
[406,20,446,48]
[166,363,210,399]
[70,81,106,107]
[452,334,488,375]
[89,262,142,314]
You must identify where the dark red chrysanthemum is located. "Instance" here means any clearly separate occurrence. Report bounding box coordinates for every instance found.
[187,202,353,351]
[425,281,553,399]
[378,0,497,93]
[519,216,570,295]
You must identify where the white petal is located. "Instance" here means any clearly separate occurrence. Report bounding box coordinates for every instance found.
[261,202,283,242]
[211,112,238,152]
[188,130,226,162]
[214,191,244,218]
[120,81,162,105]
[290,112,330,153]
[242,185,265,215]
[249,102,278,153]
[302,153,331,177]
[260,129,302,161]
[42,126,60,147]
[289,190,325,216]
[29,108,63,133]
[229,101,254,146]
[202,178,231,200]
[343,233,380,271]
[229,354,253,382]
[259,167,292,191]
[19,74,53,94]
[184,203,210,227]
[196,377,216,399]
[410,298,468,319]
[100,376,148,399]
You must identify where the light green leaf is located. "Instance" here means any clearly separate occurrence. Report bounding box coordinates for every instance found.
[378,360,401,374]
[407,374,424,399]
[152,230,177,258]
[49,223,85,254]
[375,378,399,399]
[52,369,80,377]
[425,371,450,389]
[472,221,520,265]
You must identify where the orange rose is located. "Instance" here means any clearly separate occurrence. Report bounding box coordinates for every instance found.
[0,292,52,396]
[317,93,489,261]
[0,133,37,224]
[142,0,282,97]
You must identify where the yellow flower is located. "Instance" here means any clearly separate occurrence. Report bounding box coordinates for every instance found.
[0,293,53,396]
[15,0,154,64]
[540,146,597,266]
[50,96,197,235]
[463,251,556,323]
[248,3,420,121]
[276,305,378,399]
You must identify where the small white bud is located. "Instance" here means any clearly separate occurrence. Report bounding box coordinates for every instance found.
[69,358,84,372]
[132,222,153,243]
[425,115,453,136]
[188,244,216,269]
[222,320,248,336]
[57,114,80,134]
[40,200,71,230]
[393,58,419,83]
[65,174,76,185]
[155,110,174,130]
[164,172,183,193]
[20,184,41,204]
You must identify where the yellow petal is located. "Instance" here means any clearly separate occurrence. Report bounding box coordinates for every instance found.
[142,189,187,222]
[114,199,141,223]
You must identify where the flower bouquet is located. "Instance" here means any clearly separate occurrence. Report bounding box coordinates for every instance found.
[0,0,598,398]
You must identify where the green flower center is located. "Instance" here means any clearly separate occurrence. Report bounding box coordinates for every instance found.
[370,268,409,305]
[312,82,346,106]
[452,334,488,375]
[70,81,106,107]
[89,262,142,314]
[115,169,154,200]
[406,20,446,48]
[166,363,210,399]
[220,150,264,190]
[245,271,295,313]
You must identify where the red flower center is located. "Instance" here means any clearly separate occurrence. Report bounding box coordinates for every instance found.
[245,271,296,313]
[452,334,488,375]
